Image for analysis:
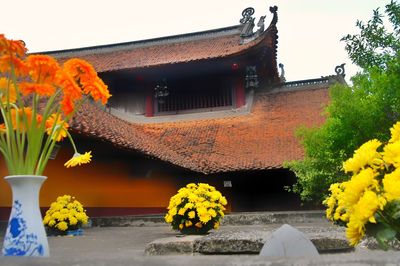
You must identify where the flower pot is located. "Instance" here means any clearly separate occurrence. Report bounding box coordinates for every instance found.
[46,227,84,237]
[2,175,49,257]
[180,226,210,235]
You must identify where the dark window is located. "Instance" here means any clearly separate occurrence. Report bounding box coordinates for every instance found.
[155,74,234,114]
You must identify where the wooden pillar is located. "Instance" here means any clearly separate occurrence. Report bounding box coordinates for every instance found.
[145,86,154,117]
[235,77,245,108]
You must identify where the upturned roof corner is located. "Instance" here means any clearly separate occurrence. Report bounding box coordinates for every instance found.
[239,5,278,45]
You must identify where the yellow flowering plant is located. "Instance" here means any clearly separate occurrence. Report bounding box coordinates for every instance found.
[0,34,111,175]
[43,195,89,235]
[165,183,228,235]
[324,121,400,249]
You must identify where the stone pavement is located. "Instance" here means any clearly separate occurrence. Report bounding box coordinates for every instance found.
[0,211,400,265]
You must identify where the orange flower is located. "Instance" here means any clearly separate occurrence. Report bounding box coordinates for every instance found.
[25,55,60,84]
[45,114,69,142]
[57,71,82,100]
[83,77,111,104]
[63,58,97,85]
[60,96,75,116]
[0,77,17,104]
[0,35,27,58]
[63,58,110,104]
[0,34,6,53]
[8,39,27,58]
[0,55,28,76]
[19,82,56,97]
[10,107,42,132]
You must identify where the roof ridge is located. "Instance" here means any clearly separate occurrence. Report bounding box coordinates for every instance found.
[39,25,241,56]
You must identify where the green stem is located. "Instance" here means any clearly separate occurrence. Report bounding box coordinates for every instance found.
[66,130,78,154]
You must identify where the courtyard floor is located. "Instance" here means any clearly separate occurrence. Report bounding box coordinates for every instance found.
[0,214,400,265]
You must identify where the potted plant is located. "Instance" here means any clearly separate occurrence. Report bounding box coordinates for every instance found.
[0,34,110,256]
[43,195,89,236]
[165,183,227,235]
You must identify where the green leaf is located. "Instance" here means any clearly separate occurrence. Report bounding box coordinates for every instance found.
[376,227,397,250]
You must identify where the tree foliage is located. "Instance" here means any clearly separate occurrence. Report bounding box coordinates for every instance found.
[285,1,400,203]
[342,0,399,70]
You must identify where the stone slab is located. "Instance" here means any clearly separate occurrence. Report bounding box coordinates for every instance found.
[145,235,203,255]
[194,229,268,254]
[145,227,352,255]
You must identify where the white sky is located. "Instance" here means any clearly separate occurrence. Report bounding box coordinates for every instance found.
[0,0,388,82]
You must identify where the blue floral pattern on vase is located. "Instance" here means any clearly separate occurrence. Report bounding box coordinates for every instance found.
[2,200,44,256]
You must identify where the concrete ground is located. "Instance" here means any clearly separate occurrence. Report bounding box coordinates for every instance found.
[1,222,400,266]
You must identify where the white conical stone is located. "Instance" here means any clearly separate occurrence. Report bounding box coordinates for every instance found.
[259,224,319,257]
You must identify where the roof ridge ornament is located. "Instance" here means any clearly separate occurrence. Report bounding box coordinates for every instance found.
[240,7,256,38]
[239,6,278,44]
[335,63,345,76]
[279,63,286,83]
[269,6,278,26]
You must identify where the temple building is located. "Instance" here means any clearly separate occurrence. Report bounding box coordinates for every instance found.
[0,6,344,219]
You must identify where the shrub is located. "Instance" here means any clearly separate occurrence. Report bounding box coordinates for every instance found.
[43,195,89,235]
[165,183,227,234]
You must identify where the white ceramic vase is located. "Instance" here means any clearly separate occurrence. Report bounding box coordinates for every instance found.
[2,175,49,257]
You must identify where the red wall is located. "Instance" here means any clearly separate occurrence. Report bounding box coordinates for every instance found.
[0,144,179,219]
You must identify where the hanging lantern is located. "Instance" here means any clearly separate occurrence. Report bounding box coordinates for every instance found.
[154,79,169,104]
[245,66,259,89]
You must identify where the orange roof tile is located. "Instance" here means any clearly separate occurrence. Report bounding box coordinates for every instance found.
[72,85,330,173]
[44,24,278,75]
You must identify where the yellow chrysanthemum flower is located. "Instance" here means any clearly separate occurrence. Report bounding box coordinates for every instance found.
[343,139,382,174]
[56,221,68,231]
[45,113,69,142]
[389,122,400,143]
[208,209,217,218]
[346,219,365,246]
[178,208,186,216]
[48,220,56,227]
[383,168,400,201]
[199,213,212,223]
[353,190,385,224]
[164,214,173,223]
[219,196,228,206]
[213,222,220,229]
[64,151,92,168]
[69,217,78,226]
[185,220,192,227]
[343,168,377,208]
[382,141,400,168]
[188,211,196,219]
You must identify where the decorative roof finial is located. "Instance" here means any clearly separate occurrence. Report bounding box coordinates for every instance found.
[269,6,278,25]
[240,7,256,38]
[278,63,286,83]
[240,7,255,24]
[335,63,345,76]
[256,16,266,35]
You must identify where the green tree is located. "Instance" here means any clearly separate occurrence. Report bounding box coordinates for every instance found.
[342,0,399,70]
[285,1,400,203]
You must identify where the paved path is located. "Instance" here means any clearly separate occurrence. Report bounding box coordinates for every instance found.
[1,223,400,265]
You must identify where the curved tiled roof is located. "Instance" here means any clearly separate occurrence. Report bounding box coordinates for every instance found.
[71,85,330,174]
[44,18,278,75]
